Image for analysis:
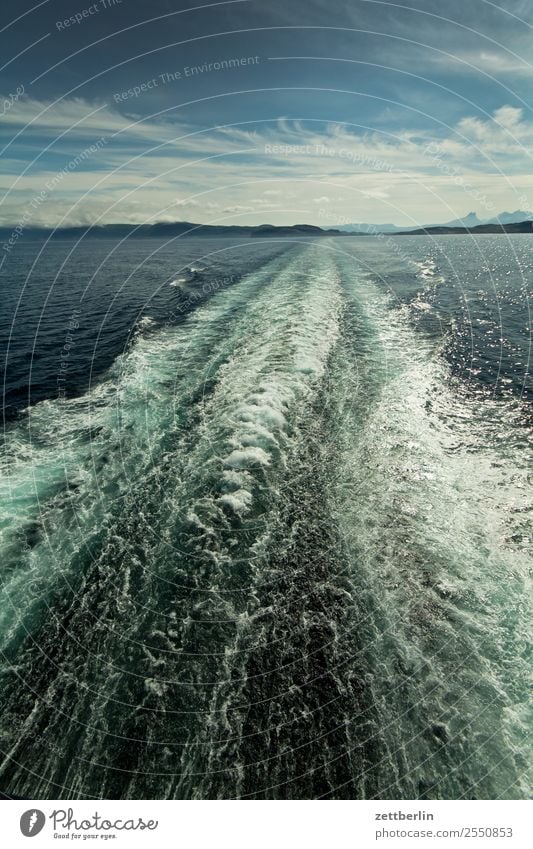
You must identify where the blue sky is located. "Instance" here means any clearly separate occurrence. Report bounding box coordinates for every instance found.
[1,0,533,227]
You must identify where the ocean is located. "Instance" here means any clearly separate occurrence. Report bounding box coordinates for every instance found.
[0,234,530,799]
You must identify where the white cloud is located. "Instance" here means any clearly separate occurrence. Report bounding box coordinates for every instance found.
[445,105,533,162]
[494,105,524,128]
[360,187,390,199]
[424,48,533,78]
[222,205,254,213]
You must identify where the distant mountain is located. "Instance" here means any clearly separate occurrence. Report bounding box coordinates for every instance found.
[0,221,342,240]
[336,222,404,234]
[247,224,341,237]
[2,215,533,243]
[486,210,533,225]
[437,211,483,229]
[337,209,533,234]
[435,210,533,228]
[338,213,491,232]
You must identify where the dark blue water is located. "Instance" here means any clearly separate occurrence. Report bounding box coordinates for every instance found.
[0,235,531,799]
[1,237,291,418]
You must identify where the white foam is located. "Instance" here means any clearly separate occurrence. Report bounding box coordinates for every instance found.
[327,260,531,796]
[202,246,342,514]
[236,401,287,430]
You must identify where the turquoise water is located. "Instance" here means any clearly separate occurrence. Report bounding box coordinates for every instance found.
[0,236,530,798]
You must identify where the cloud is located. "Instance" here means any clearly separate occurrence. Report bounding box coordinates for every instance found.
[493,105,524,129]
[2,96,533,228]
[222,205,254,213]
[420,48,533,78]
[360,187,390,199]
[446,105,533,163]
[463,51,533,76]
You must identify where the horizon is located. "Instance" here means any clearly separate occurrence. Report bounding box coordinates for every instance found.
[1,1,533,230]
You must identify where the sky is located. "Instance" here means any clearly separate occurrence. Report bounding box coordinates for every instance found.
[1,0,533,228]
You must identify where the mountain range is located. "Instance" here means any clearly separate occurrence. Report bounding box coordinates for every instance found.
[0,222,342,241]
[1,212,532,243]
[401,219,533,235]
